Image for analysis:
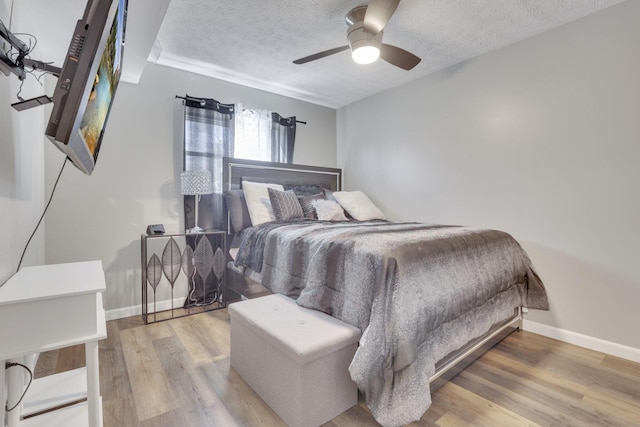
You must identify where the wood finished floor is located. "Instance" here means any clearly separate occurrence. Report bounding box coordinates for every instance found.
[35,309,640,426]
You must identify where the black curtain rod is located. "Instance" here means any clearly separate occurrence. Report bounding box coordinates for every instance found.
[175,95,306,125]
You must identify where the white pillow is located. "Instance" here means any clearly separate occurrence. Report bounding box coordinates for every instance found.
[312,199,348,221]
[242,181,284,225]
[333,190,386,221]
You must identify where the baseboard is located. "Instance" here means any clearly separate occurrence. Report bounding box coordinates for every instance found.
[105,305,139,321]
[523,320,640,363]
[105,297,186,321]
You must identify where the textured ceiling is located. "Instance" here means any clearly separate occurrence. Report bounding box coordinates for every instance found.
[153,0,625,108]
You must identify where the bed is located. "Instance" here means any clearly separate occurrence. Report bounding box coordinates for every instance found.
[221,157,549,427]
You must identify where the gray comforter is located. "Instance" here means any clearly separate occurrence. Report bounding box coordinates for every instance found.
[235,220,549,426]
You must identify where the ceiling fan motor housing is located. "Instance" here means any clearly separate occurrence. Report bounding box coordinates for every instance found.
[345,5,368,26]
[348,23,383,52]
[346,5,382,61]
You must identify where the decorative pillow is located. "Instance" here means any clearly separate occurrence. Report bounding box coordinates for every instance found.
[322,188,335,200]
[223,190,252,233]
[312,199,348,221]
[284,184,326,197]
[297,192,325,219]
[268,188,304,221]
[333,190,386,221]
[242,181,285,225]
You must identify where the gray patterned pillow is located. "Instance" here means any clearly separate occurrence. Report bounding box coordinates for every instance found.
[268,188,304,221]
[297,192,325,219]
[284,184,325,196]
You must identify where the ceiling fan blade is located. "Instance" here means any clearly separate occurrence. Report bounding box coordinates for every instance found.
[380,43,421,70]
[363,0,401,34]
[293,46,349,65]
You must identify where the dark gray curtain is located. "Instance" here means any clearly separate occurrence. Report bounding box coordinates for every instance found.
[182,96,234,306]
[183,97,297,231]
[271,112,296,163]
[181,97,296,306]
[183,96,235,232]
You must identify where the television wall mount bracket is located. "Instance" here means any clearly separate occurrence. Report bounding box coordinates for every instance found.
[1,19,62,111]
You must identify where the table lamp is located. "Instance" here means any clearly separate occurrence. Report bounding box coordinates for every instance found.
[180,169,213,233]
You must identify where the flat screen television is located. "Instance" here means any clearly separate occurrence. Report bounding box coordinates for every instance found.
[45,0,127,175]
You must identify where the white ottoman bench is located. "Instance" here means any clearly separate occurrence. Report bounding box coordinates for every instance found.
[229,293,361,427]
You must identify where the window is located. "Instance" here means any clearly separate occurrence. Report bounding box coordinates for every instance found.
[234,106,272,161]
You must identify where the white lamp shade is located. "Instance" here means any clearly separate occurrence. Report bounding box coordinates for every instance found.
[180,170,214,195]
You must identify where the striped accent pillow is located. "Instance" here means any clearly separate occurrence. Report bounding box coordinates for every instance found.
[297,192,325,219]
[268,188,304,221]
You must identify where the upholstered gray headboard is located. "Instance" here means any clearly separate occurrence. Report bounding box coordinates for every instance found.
[222,157,342,234]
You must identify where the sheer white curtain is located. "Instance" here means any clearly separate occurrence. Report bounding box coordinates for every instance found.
[233,104,272,161]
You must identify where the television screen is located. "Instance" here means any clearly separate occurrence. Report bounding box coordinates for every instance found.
[45,0,128,175]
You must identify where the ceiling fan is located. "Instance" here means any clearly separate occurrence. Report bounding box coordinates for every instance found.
[293,0,421,70]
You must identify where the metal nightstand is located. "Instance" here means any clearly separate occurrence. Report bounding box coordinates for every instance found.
[141,230,226,324]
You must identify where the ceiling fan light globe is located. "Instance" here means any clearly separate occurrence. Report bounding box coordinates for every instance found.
[352,45,380,64]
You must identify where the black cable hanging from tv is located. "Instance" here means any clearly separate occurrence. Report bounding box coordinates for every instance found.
[16,157,68,272]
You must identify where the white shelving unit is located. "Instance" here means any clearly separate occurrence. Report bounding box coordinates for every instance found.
[0,261,106,427]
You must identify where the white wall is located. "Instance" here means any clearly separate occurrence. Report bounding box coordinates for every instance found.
[337,1,640,349]
[0,0,47,286]
[44,63,336,314]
